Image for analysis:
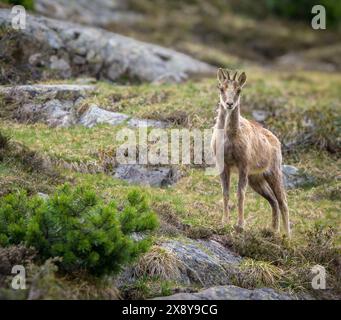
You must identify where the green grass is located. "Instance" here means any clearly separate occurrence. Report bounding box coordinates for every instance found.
[0,122,126,163]
[2,69,339,158]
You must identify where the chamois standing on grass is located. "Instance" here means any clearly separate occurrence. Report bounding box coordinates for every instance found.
[211,69,290,237]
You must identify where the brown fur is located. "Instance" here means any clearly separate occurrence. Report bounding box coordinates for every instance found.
[211,69,290,236]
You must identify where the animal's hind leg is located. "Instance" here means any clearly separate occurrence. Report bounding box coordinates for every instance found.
[265,170,291,237]
[249,175,280,233]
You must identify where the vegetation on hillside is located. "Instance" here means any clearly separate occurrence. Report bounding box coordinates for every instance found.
[0,0,340,300]
[0,183,158,275]
[1,67,340,298]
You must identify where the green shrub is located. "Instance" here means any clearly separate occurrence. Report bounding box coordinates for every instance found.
[0,0,34,10]
[0,184,158,276]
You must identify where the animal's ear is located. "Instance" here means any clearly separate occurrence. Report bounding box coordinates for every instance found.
[238,72,247,87]
[217,68,227,84]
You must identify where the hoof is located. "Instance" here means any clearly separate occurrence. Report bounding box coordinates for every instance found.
[283,232,291,240]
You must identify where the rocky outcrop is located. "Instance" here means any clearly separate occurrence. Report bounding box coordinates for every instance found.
[116,238,241,288]
[35,0,142,28]
[0,84,94,127]
[0,84,167,128]
[161,239,241,286]
[118,237,303,300]
[0,9,213,84]
[154,285,297,300]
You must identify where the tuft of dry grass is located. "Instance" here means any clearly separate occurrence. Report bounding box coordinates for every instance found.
[133,245,186,281]
[232,258,285,289]
[214,225,341,298]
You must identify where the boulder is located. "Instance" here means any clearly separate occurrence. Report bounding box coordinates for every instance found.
[154,285,296,300]
[114,165,178,187]
[0,9,213,84]
[79,105,167,129]
[161,239,241,286]
[116,238,241,288]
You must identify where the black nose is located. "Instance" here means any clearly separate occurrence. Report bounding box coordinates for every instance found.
[226,102,233,108]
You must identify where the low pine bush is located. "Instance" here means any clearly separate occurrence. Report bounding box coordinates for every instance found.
[0,185,158,276]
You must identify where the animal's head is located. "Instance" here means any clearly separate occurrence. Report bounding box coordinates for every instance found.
[217,68,247,111]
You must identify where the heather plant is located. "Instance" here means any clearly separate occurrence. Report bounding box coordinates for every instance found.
[0,184,158,276]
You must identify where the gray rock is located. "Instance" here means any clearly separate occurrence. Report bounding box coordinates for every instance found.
[0,9,213,83]
[37,192,49,200]
[79,105,130,127]
[114,165,178,187]
[252,110,269,122]
[29,53,45,67]
[154,285,296,300]
[160,239,241,286]
[0,84,95,126]
[35,0,143,28]
[79,105,168,129]
[282,165,313,189]
[0,85,168,129]
[49,56,71,78]
[116,238,241,288]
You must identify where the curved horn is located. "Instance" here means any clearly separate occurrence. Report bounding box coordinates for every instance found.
[232,71,238,81]
[225,69,231,80]
[217,68,227,83]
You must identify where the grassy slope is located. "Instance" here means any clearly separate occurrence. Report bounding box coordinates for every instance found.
[1,69,340,240]
[0,0,340,299]
[0,68,340,298]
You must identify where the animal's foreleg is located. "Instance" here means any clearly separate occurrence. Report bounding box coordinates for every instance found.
[220,166,231,224]
[237,169,248,230]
